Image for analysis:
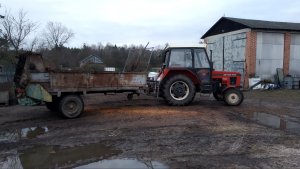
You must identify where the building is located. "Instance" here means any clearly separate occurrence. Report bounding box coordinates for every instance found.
[202,17,300,88]
[79,54,106,72]
[0,58,15,83]
[79,54,103,67]
[0,57,15,105]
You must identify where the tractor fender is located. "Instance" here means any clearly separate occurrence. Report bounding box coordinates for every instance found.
[159,69,198,85]
[222,87,244,100]
[222,86,238,94]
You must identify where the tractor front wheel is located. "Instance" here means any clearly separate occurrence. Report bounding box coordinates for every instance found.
[224,89,244,106]
[163,75,196,106]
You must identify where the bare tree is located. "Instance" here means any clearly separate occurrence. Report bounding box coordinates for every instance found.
[28,36,39,51]
[1,9,38,53]
[43,21,74,49]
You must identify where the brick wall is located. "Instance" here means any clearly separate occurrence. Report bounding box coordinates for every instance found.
[244,31,257,88]
[283,33,291,75]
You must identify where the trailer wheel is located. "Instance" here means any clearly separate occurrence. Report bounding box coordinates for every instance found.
[163,75,195,106]
[59,95,84,118]
[224,89,244,106]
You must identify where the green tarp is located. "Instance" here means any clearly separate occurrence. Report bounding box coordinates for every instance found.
[18,84,52,106]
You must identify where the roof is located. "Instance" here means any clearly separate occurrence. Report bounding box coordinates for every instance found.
[167,43,207,48]
[80,55,103,65]
[201,17,300,38]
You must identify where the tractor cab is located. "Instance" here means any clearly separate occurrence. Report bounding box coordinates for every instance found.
[153,44,243,106]
[162,46,212,92]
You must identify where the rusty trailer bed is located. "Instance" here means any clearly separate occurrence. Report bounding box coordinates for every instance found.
[30,72,147,95]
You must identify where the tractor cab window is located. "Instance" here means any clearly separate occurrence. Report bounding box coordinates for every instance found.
[194,49,210,68]
[164,51,170,65]
[169,49,192,68]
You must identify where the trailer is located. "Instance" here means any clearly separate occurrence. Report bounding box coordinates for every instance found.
[14,52,147,118]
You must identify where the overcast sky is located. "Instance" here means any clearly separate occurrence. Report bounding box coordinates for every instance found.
[2,0,300,48]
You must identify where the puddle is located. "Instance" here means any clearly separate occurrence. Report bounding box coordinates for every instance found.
[0,155,23,169]
[241,112,300,135]
[75,158,169,169]
[1,143,168,169]
[18,143,121,169]
[0,126,48,142]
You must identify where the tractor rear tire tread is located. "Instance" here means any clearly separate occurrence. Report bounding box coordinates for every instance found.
[163,75,196,106]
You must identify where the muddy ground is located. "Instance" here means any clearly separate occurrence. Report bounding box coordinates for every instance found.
[1,90,300,169]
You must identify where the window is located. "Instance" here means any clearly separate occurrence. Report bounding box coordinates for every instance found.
[169,49,192,68]
[164,51,170,65]
[194,49,210,68]
[0,65,3,73]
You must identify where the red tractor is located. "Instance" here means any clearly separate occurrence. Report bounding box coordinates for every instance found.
[150,45,244,106]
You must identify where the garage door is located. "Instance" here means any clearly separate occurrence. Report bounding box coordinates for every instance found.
[256,32,284,80]
[289,34,300,76]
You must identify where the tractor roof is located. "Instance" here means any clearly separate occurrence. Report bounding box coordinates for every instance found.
[167,43,206,49]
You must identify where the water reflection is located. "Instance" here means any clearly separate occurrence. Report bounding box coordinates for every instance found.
[0,156,23,169]
[244,112,300,135]
[0,126,48,142]
[75,158,169,169]
[18,143,121,169]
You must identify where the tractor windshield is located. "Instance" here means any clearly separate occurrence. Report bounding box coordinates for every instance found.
[194,49,210,68]
[169,49,192,68]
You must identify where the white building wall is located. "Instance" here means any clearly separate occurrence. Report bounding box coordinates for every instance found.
[290,34,300,76]
[256,32,284,80]
[206,30,247,80]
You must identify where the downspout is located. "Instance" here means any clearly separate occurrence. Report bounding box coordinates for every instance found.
[222,36,225,71]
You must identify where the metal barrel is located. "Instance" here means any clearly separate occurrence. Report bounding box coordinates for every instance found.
[293,77,300,89]
[284,76,293,89]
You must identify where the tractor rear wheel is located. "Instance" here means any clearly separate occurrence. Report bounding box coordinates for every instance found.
[163,75,195,106]
[224,88,244,106]
[58,95,84,118]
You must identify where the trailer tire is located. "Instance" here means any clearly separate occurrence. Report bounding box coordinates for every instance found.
[224,88,243,106]
[59,95,84,119]
[163,75,195,106]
